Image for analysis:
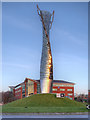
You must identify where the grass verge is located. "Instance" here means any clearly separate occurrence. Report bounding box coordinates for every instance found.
[2,106,88,113]
[2,94,89,113]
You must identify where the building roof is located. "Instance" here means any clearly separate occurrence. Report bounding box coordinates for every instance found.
[36,80,75,84]
[25,78,38,83]
[53,80,75,84]
[9,86,15,89]
[9,78,75,89]
[12,78,39,88]
[10,82,25,89]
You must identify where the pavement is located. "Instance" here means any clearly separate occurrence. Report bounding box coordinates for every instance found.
[2,112,88,115]
[0,112,89,118]
[1,114,89,118]
[0,112,89,120]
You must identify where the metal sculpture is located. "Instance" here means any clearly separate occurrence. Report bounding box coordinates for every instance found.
[37,5,54,93]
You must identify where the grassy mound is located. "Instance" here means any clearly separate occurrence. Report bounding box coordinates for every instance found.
[3,94,86,107]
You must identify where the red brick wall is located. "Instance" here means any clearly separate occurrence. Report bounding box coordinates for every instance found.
[13,88,15,96]
[52,86,74,100]
[25,82,26,96]
[34,82,37,94]
[14,87,22,99]
[21,87,22,99]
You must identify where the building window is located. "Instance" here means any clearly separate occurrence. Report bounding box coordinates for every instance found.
[22,85,25,93]
[67,89,72,91]
[15,89,21,93]
[68,93,73,96]
[67,85,74,87]
[53,84,58,86]
[37,84,40,93]
[28,83,33,86]
[52,88,57,91]
[28,81,34,95]
[60,89,65,91]
[53,84,74,87]
[15,86,21,89]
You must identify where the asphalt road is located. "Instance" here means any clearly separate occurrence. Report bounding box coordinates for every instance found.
[1,114,88,118]
[0,114,89,120]
[0,118,89,120]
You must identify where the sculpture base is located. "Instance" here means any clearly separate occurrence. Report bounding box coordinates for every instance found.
[40,79,53,93]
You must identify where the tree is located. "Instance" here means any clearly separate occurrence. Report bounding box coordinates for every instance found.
[1,91,16,104]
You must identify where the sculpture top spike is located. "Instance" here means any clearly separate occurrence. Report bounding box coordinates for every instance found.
[37,4,54,29]
[37,4,41,16]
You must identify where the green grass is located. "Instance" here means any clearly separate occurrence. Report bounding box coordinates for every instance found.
[0,106,2,113]
[2,94,88,113]
[2,107,88,113]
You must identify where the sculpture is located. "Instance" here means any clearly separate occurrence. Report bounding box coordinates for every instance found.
[37,5,54,93]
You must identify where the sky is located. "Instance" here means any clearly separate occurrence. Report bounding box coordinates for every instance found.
[2,2,88,94]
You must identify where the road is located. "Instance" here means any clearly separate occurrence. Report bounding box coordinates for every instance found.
[0,114,89,119]
[1,114,89,118]
[0,113,90,120]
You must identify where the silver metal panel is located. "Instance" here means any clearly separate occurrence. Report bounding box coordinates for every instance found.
[37,6,54,93]
[40,11,53,93]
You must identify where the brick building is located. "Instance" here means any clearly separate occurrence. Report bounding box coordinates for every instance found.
[9,78,75,100]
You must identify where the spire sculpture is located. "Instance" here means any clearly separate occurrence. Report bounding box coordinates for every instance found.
[37,5,54,93]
